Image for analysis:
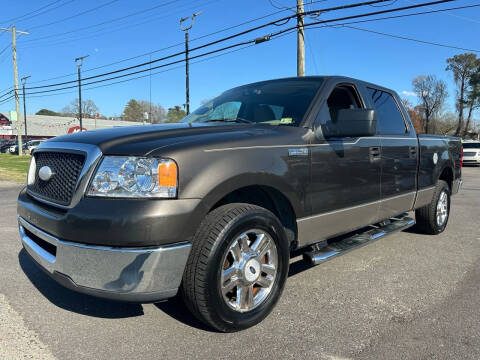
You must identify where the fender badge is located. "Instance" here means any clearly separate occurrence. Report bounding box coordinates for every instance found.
[288,148,308,157]
[433,153,438,165]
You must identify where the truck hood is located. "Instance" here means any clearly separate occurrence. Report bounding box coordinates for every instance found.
[46,122,264,155]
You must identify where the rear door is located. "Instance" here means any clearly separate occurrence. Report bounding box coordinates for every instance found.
[365,87,418,219]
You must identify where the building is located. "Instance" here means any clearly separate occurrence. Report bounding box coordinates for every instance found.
[0,114,144,140]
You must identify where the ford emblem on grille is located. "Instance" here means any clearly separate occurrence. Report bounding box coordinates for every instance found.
[39,166,54,181]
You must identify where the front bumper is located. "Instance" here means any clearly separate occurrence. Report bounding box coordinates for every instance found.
[19,216,191,302]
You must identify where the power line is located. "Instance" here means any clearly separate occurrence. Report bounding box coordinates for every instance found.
[20,0,179,44]
[20,0,220,50]
[24,3,299,85]
[20,0,395,92]
[28,0,121,30]
[23,29,297,100]
[338,24,480,53]
[4,1,76,26]
[0,0,63,24]
[25,43,259,100]
[1,0,464,100]
[266,0,457,39]
[21,0,387,87]
[403,0,480,24]
[307,2,480,28]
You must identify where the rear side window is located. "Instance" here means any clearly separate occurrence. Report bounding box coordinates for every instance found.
[367,88,406,135]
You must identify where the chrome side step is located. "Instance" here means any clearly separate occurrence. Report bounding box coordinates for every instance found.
[303,214,415,266]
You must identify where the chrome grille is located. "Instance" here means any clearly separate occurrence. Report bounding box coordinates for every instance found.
[463,151,477,156]
[28,151,85,205]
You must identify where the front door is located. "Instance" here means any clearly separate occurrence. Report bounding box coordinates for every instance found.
[298,82,381,247]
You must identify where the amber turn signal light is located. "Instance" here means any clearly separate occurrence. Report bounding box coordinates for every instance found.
[158,161,178,187]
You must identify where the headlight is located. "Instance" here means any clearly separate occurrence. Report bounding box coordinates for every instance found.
[27,155,36,185]
[88,156,178,198]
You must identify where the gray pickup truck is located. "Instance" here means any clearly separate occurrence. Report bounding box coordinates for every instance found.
[18,76,462,332]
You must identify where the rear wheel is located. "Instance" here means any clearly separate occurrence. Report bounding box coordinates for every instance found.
[181,203,290,332]
[414,180,450,234]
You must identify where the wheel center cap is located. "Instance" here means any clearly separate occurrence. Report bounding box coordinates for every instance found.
[244,258,260,283]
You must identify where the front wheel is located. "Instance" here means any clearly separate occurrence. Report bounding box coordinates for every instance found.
[181,203,290,332]
[414,180,451,234]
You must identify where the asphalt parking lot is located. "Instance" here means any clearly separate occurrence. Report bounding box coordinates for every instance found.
[0,167,479,360]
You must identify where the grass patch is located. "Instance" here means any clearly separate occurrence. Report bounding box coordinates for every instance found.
[0,153,31,183]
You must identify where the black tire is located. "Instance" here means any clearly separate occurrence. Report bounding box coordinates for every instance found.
[181,203,290,332]
[414,180,451,235]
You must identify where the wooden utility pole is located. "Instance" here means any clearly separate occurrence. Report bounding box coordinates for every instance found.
[296,0,305,77]
[180,11,201,115]
[0,25,29,156]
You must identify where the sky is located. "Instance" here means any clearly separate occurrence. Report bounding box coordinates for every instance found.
[0,0,479,118]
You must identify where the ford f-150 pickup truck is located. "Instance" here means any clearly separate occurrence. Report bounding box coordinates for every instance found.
[18,76,462,332]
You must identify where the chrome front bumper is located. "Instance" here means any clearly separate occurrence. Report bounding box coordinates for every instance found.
[18,216,191,302]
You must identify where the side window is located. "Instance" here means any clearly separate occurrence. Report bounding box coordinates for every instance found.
[317,84,362,126]
[367,88,406,135]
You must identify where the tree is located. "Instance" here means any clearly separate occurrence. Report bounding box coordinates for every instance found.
[166,106,186,123]
[137,100,167,123]
[446,53,479,136]
[412,75,448,134]
[36,109,60,116]
[464,68,480,136]
[122,99,143,122]
[401,98,423,134]
[61,98,99,119]
[436,112,458,135]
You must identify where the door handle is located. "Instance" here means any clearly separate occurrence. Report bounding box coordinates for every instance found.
[409,146,417,158]
[369,146,381,161]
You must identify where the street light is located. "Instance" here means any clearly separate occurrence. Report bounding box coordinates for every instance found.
[21,75,31,141]
[75,55,89,131]
[180,11,201,115]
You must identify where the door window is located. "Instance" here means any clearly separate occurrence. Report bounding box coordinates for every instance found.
[367,88,406,135]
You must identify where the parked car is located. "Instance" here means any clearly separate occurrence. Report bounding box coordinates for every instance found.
[26,139,46,154]
[18,76,462,332]
[462,141,480,166]
[9,143,31,155]
[1,140,16,153]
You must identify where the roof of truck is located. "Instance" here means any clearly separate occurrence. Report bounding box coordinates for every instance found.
[234,75,396,95]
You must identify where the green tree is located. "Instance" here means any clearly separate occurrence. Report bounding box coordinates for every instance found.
[36,109,60,116]
[166,106,186,123]
[122,99,143,122]
[446,53,479,136]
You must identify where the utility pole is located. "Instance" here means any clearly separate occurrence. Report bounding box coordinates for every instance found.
[21,75,30,140]
[180,11,201,115]
[75,55,89,131]
[296,0,305,77]
[0,25,29,155]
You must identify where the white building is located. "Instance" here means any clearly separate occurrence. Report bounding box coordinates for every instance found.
[1,114,144,139]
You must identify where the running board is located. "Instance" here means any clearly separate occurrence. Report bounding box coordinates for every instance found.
[303,214,415,266]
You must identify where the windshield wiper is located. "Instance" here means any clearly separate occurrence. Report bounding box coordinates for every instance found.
[204,117,253,124]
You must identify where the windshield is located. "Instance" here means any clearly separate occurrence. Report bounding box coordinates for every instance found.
[463,142,480,149]
[182,79,323,126]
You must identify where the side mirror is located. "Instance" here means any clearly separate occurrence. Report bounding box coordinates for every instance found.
[322,108,377,138]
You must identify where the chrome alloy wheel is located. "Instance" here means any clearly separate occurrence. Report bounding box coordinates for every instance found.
[220,229,278,313]
[436,190,449,226]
